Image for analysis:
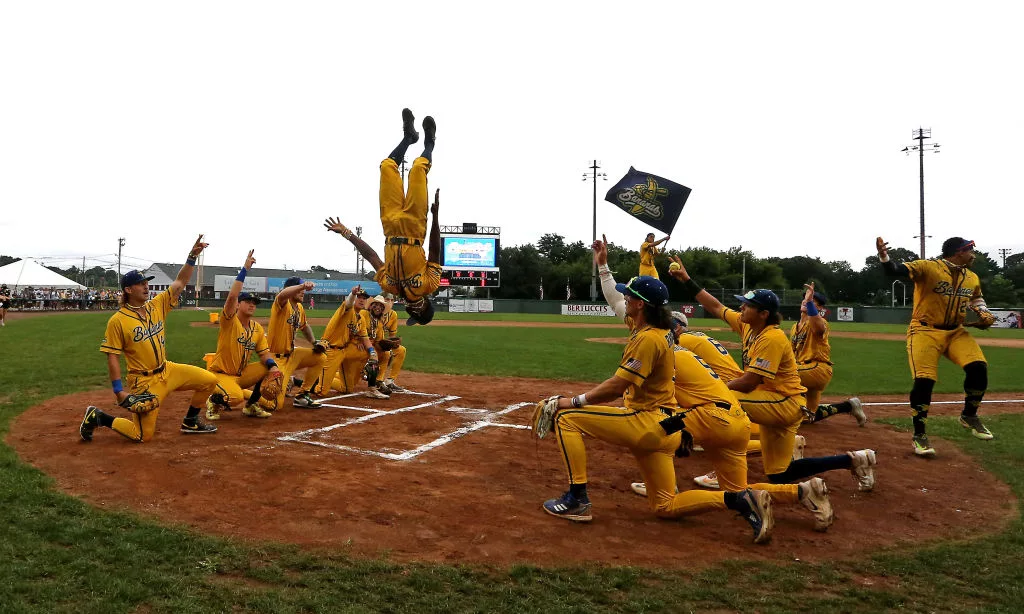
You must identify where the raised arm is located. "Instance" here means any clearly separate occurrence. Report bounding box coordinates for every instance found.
[876,237,910,277]
[594,234,626,319]
[275,281,314,308]
[170,234,208,301]
[224,249,256,318]
[427,189,441,264]
[325,217,384,272]
[656,235,671,247]
[801,282,827,335]
[667,255,726,318]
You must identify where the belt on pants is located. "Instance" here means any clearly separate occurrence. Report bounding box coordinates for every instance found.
[128,364,165,376]
[388,236,423,246]
[919,321,958,331]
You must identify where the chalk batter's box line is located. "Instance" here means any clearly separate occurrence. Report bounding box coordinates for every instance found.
[279,401,533,461]
[313,390,449,413]
[862,399,1024,407]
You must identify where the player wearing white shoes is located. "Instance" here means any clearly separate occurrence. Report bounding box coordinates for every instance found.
[378,295,407,392]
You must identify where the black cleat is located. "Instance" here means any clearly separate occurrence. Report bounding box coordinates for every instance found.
[402,108,419,144]
[422,116,436,147]
[181,418,218,434]
[80,406,100,442]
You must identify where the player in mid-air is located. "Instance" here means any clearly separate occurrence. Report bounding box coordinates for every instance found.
[876,236,996,456]
[203,249,281,421]
[791,282,867,427]
[532,275,774,543]
[79,235,219,442]
[261,277,326,411]
[325,108,442,326]
[639,232,670,278]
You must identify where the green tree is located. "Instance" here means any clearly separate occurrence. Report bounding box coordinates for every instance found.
[983,275,1017,307]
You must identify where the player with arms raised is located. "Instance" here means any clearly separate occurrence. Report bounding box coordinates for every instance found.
[639,232,670,278]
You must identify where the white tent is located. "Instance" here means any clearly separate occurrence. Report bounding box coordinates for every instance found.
[0,259,86,289]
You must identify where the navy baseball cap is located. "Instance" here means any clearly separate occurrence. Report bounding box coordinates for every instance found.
[734,289,780,314]
[238,292,262,304]
[942,237,975,257]
[283,276,304,288]
[812,291,828,306]
[615,276,670,305]
[121,270,155,289]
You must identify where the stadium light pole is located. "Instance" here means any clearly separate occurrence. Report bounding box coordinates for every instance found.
[902,128,940,258]
[582,160,607,302]
[117,237,125,279]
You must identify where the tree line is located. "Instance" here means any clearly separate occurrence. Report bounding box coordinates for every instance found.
[490,235,1024,306]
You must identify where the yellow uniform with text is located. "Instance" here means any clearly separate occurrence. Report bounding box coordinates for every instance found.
[207,309,270,408]
[721,308,807,504]
[677,331,743,382]
[100,290,218,442]
[264,298,324,409]
[332,309,372,393]
[375,156,443,302]
[904,258,987,379]
[638,241,659,278]
[790,316,833,412]
[378,309,407,381]
[302,300,358,395]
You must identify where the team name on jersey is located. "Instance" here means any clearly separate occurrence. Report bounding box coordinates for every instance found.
[385,271,425,289]
[287,311,301,329]
[933,281,975,297]
[132,321,165,343]
[236,333,258,351]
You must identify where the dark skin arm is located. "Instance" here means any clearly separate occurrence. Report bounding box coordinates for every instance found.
[324,218,384,272]
[427,189,441,264]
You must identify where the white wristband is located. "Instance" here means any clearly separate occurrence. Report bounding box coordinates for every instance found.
[879,253,890,263]
[571,394,588,408]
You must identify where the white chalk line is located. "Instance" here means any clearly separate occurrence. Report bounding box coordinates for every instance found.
[862,399,1024,407]
[278,400,533,460]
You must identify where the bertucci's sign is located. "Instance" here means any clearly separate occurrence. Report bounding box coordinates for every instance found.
[561,304,617,317]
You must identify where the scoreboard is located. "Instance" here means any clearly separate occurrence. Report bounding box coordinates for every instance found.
[440,269,500,287]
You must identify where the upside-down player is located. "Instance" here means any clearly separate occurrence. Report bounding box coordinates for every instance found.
[792,282,867,426]
[261,277,326,411]
[639,232,670,278]
[876,236,996,456]
[669,255,877,530]
[203,249,281,421]
[533,274,775,544]
[80,235,219,442]
[325,108,442,326]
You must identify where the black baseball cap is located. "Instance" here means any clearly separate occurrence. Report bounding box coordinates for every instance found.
[283,276,304,288]
[238,292,262,304]
[121,270,155,289]
[734,289,780,314]
[942,237,975,257]
[406,299,435,326]
[615,276,670,305]
[355,289,371,298]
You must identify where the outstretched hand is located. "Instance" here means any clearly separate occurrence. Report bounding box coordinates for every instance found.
[244,249,256,270]
[324,217,353,239]
[876,237,889,259]
[431,189,440,217]
[189,234,209,258]
[591,233,609,266]
[668,255,690,281]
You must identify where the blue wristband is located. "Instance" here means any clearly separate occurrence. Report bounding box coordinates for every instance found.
[805,301,819,317]
[236,267,247,282]
[186,257,197,266]
[112,379,123,394]
[264,358,277,369]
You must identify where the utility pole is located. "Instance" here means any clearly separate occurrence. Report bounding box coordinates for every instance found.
[998,248,1013,268]
[902,128,940,258]
[355,226,364,276]
[117,237,125,279]
[581,160,607,301]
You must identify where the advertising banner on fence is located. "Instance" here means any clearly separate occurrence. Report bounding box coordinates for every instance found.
[561,304,617,317]
[214,275,268,293]
[449,299,495,313]
[265,277,381,296]
[992,309,1022,329]
[836,307,854,322]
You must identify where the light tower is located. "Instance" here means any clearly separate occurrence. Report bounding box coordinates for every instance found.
[902,128,940,258]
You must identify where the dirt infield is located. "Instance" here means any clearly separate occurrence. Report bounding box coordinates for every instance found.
[10,375,1021,568]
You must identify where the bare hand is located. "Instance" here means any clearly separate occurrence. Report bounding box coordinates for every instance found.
[303,281,315,291]
[591,233,609,266]
[803,282,815,302]
[189,234,209,258]
[324,217,353,239]
[350,285,362,296]
[244,249,256,270]
[668,255,690,281]
[876,237,889,258]
[431,189,440,217]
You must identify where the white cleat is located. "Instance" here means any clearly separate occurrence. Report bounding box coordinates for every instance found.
[792,434,806,460]
[693,471,719,489]
[848,449,877,491]
[849,397,868,427]
[799,477,835,532]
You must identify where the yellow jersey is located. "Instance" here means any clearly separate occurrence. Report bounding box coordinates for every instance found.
[383,309,399,338]
[374,247,442,303]
[615,325,678,412]
[672,347,740,409]
[676,331,744,382]
[100,290,174,372]
[362,309,387,343]
[268,298,306,355]
[640,241,658,267]
[343,308,369,348]
[722,308,806,396]
[790,317,831,364]
[904,258,984,328]
[209,310,268,376]
[320,302,357,347]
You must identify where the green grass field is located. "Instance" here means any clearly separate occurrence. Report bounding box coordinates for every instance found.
[1,311,1023,612]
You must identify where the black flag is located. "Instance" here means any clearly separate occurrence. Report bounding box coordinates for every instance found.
[604,167,691,235]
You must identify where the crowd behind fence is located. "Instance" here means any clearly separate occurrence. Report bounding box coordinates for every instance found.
[0,287,121,311]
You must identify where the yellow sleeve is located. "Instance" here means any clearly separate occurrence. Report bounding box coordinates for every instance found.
[903,259,929,281]
[100,315,123,355]
[151,290,175,319]
[385,312,398,337]
[721,308,744,334]
[615,331,658,386]
[746,330,785,380]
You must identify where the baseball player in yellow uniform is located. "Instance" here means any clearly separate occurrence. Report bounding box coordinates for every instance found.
[295,285,365,396]
[325,109,442,326]
[80,235,219,442]
[204,250,280,421]
[363,295,405,395]
[328,290,389,398]
[639,233,670,278]
[792,282,867,426]
[262,277,326,410]
[877,236,996,456]
[378,295,407,392]
[533,275,774,543]
[670,256,877,530]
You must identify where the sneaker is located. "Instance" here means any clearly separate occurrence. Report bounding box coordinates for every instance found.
[293,392,323,409]
[376,383,392,397]
[285,376,300,398]
[960,415,994,440]
[364,387,390,400]
[692,444,705,453]
[630,482,679,497]
[423,115,436,146]
[80,406,100,442]
[792,434,807,460]
[402,108,419,144]
[848,449,877,492]
[912,433,936,457]
[734,489,773,544]
[849,397,868,427]
[181,418,218,434]
[694,470,719,489]
[799,477,834,532]
[542,491,592,522]
[384,379,406,393]
[243,403,272,419]
[205,398,224,421]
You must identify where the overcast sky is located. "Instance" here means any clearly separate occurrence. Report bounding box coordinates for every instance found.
[2,2,1023,276]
